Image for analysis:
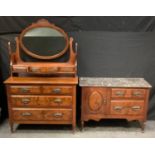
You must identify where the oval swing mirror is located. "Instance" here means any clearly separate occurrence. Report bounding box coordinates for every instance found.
[19,19,69,60]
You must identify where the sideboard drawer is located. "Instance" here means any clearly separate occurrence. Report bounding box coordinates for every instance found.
[111,88,146,98]
[11,95,72,108]
[110,100,144,115]
[10,86,41,94]
[42,86,73,95]
[13,109,72,121]
[131,89,146,98]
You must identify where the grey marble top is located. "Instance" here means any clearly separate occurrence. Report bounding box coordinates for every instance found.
[79,77,152,88]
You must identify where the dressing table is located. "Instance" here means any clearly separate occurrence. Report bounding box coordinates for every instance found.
[4,19,78,132]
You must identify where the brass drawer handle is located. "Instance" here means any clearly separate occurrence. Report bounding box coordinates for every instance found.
[52,88,61,94]
[132,92,142,96]
[115,91,125,96]
[53,112,63,117]
[20,88,30,93]
[21,112,32,116]
[21,98,30,104]
[114,106,123,111]
[53,98,62,104]
[132,106,141,111]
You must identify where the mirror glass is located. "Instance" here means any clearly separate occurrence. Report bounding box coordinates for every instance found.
[22,27,67,57]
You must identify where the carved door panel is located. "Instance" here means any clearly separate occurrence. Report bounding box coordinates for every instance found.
[83,88,108,115]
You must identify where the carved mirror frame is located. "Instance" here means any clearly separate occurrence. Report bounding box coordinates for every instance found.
[19,19,69,60]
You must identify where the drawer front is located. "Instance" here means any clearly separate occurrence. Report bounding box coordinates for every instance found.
[13,110,43,121]
[13,109,72,121]
[11,96,72,108]
[42,86,73,95]
[111,88,146,98]
[131,89,146,98]
[110,100,145,115]
[10,86,41,94]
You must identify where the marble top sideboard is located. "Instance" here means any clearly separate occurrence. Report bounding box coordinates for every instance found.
[79,77,152,88]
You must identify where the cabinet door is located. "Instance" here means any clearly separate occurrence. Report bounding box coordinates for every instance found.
[82,88,108,115]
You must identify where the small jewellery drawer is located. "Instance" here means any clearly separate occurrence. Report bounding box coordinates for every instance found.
[42,86,73,95]
[11,95,72,108]
[10,85,41,94]
[110,100,144,115]
[111,88,146,98]
[13,109,72,121]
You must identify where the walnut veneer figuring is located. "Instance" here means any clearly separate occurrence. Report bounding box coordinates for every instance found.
[80,78,151,131]
[5,77,78,132]
[5,19,78,133]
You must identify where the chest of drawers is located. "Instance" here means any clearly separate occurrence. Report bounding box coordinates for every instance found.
[5,77,78,132]
[79,78,151,131]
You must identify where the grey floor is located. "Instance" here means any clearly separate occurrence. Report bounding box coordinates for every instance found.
[0,119,155,138]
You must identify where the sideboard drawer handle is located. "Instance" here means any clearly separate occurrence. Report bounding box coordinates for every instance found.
[132,106,141,111]
[115,91,125,96]
[53,88,61,94]
[132,92,142,96]
[114,106,123,111]
[20,88,30,93]
[53,112,63,117]
[21,98,30,104]
[21,112,32,116]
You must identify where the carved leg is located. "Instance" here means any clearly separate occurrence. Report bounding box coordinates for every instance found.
[81,120,84,131]
[139,121,145,133]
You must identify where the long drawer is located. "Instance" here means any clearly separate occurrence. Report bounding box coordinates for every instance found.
[110,100,145,115]
[12,109,72,121]
[11,95,72,108]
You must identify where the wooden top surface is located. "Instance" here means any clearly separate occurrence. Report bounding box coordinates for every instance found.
[4,77,78,85]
